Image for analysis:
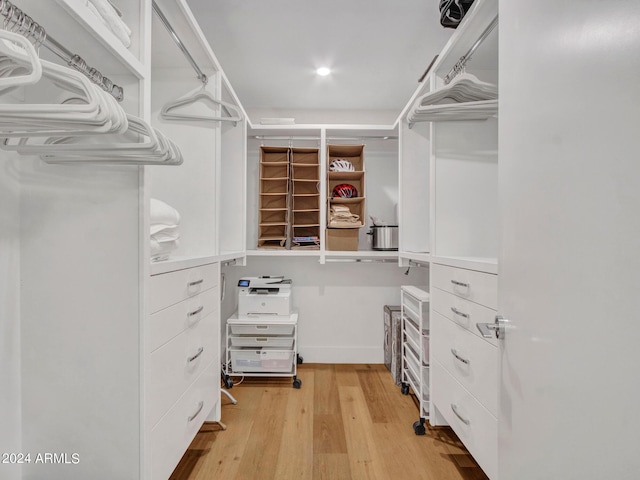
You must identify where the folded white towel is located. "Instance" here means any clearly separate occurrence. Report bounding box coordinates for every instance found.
[151,226,180,243]
[87,0,132,48]
[150,237,179,261]
[150,198,181,230]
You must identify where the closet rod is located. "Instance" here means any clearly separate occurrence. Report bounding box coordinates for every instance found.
[152,0,207,85]
[0,0,124,101]
[444,15,498,85]
[252,135,398,141]
[324,258,397,264]
[408,260,429,268]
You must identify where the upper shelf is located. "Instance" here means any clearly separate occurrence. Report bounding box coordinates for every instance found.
[433,0,499,78]
[15,0,146,79]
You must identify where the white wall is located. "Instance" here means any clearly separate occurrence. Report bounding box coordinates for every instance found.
[222,256,428,363]
[0,155,22,480]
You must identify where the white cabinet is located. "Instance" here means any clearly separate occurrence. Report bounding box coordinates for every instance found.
[147,262,220,478]
[400,286,430,434]
[430,263,497,479]
[224,312,301,388]
[398,0,498,270]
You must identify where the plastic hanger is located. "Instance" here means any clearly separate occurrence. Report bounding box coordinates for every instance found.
[0,29,42,90]
[2,114,181,166]
[160,85,243,125]
[0,57,126,136]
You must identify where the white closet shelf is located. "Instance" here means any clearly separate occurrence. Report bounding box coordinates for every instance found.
[399,252,431,264]
[247,249,321,258]
[31,0,145,79]
[431,0,499,77]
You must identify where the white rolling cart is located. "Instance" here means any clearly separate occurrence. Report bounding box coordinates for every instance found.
[400,285,430,435]
[222,276,303,389]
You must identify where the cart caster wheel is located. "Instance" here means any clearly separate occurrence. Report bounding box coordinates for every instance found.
[401,383,410,395]
[224,376,234,389]
[413,419,426,436]
[293,378,302,389]
[296,354,304,365]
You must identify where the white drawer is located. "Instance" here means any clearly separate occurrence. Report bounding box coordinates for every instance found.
[431,287,498,346]
[431,263,497,310]
[149,262,219,314]
[147,310,217,429]
[403,315,421,355]
[229,323,295,336]
[432,361,497,480]
[150,363,217,480]
[229,336,294,348]
[230,348,294,373]
[401,287,429,323]
[431,311,498,416]
[147,287,219,353]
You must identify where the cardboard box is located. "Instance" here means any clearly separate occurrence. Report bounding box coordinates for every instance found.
[326,228,359,251]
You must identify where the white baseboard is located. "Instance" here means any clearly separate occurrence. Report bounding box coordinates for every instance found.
[297,346,384,364]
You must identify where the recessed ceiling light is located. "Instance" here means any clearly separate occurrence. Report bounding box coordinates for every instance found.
[316,67,331,76]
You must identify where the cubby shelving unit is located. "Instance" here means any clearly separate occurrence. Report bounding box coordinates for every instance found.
[290,147,321,249]
[258,146,291,249]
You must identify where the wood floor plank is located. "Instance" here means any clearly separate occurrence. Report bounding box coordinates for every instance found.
[273,369,315,480]
[313,363,341,415]
[313,453,352,480]
[313,414,349,454]
[339,386,387,480]
[356,366,403,424]
[232,384,290,480]
[334,363,360,387]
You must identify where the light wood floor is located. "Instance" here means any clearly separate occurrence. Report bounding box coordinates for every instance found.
[170,364,489,480]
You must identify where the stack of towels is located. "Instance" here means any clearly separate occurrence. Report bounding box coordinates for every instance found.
[86,0,132,48]
[329,205,362,227]
[150,198,180,262]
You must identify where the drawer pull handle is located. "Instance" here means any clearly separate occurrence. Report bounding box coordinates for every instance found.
[255,325,269,330]
[188,279,204,287]
[451,348,470,365]
[187,347,204,363]
[188,306,204,317]
[450,307,469,319]
[256,338,268,342]
[451,279,470,288]
[188,401,204,422]
[451,403,470,425]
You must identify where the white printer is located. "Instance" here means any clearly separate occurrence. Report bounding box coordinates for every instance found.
[237,276,292,317]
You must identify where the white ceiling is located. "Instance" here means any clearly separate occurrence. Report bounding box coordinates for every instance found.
[183,0,453,114]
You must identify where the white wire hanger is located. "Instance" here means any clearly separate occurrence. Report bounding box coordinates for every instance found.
[160,85,243,125]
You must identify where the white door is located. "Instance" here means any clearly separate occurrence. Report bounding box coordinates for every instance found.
[498,1,640,479]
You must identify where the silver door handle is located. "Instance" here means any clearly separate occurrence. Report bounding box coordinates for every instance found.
[450,307,469,319]
[188,306,204,317]
[476,315,508,339]
[187,347,204,363]
[450,348,470,365]
[187,401,204,422]
[450,403,470,425]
